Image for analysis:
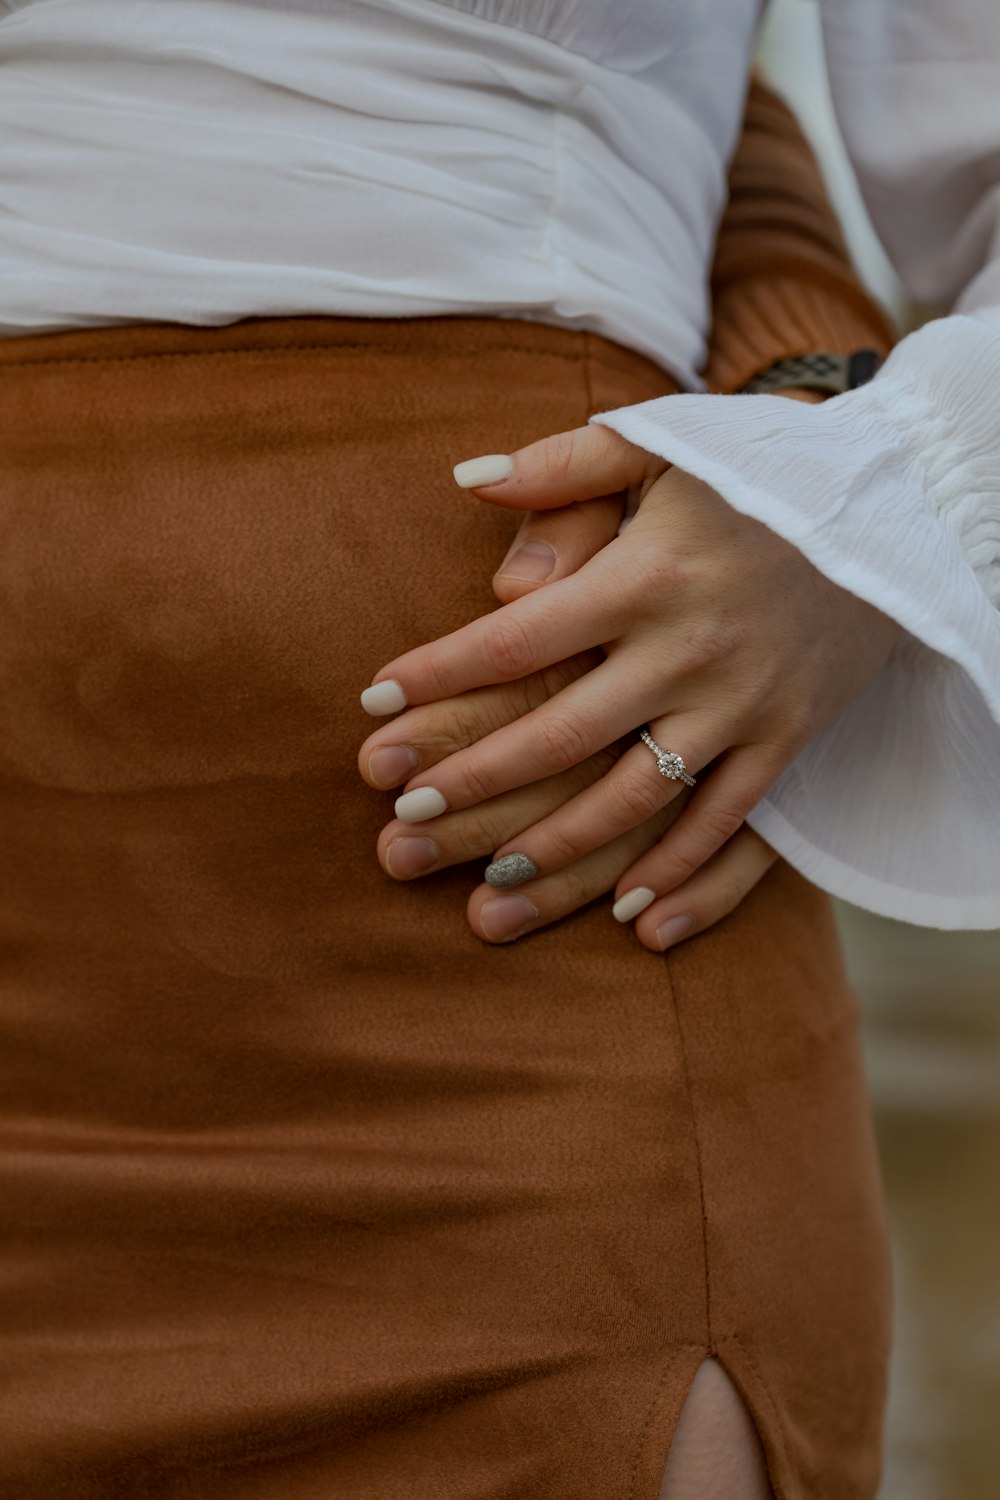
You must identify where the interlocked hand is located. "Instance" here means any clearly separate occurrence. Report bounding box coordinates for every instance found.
[359,422,900,950]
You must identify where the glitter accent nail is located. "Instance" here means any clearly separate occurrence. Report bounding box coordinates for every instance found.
[484,852,539,889]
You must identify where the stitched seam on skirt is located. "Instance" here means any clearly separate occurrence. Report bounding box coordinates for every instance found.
[624,952,713,1500]
[663,950,713,1344]
[0,343,649,374]
[626,1341,708,1500]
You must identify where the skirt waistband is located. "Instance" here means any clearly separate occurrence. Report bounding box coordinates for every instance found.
[0,311,679,394]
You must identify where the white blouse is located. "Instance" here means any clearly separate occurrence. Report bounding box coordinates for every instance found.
[1,0,998,928]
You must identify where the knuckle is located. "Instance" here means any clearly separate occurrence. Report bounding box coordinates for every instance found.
[540,430,578,489]
[548,861,594,914]
[482,614,539,680]
[701,616,744,661]
[542,819,587,869]
[669,850,703,888]
[420,657,457,705]
[562,749,615,798]
[535,651,596,706]
[673,617,740,672]
[627,549,684,606]
[658,829,737,890]
[417,702,483,758]
[780,698,818,749]
[463,685,529,739]
[592,743,623,778]
[715,875,751,916]
[533,707,592,774]
[703,803,745,846]
[488,675,543,723]
[458,754,498,807]
[519,671,557,715]
[614,771,667,824]
[448,806,510,858]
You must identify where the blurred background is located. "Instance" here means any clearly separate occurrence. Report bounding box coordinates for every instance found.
[757,5,1000,1496]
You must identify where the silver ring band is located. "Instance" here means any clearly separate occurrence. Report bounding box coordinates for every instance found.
[639,727,696,787]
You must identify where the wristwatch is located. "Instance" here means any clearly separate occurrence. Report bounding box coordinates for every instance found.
[739,348,883,396]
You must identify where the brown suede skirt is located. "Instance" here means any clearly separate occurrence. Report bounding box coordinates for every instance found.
[0,312,891,1499]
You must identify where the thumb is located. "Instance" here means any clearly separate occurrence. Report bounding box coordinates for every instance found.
[453,422,664,511]
[492,494,629,604]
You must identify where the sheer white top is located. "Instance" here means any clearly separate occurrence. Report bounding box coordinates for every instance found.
[2,0,998,927]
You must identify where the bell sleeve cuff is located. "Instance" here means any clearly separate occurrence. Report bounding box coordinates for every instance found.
[591,312,1000,929]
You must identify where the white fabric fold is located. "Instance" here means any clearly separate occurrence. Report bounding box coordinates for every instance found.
[0,0,758,387]
[592,313,1000,929]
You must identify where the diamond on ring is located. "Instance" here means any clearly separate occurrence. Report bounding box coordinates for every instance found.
[638,728,697,788]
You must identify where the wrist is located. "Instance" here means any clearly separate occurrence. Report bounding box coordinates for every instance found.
[739,349,884,397]
[777,387,827,404]
[703,273,895,394]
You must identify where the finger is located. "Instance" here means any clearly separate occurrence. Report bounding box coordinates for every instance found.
[362,540,641,712]
[452,423,666,510]
[376,749,619,880]
[613,745,787,902]
[466,796,683,945]
[626,826,779,953]
[492,495,626,604]
[391,652,680,821]
[358,652,602,789]
[483,710,723,877]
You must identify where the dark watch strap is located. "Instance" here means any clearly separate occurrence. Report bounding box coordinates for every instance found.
[739,348,883,396]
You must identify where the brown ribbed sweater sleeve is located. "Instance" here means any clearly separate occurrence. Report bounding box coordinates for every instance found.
[703,75,897,394]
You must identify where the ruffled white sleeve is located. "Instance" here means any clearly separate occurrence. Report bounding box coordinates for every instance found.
[591,2,1000,930]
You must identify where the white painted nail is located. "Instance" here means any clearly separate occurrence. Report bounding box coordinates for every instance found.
[453,454,513,489]
[612,886,657,923]
[394,786,448,823]
[360,679,408,716]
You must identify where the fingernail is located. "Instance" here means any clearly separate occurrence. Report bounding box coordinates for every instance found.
[368,745,419,788]
[655,913,694,951]
[453,454,513,489]
[484,852,539,889]
[385,836,439,878]
[395,786,448,823]
[361,678,408,716]
[612,886,656,923]
[480,893,537,941]
[496,542,555,583]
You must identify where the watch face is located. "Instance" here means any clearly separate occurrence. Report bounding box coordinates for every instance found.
[847,349,883,388]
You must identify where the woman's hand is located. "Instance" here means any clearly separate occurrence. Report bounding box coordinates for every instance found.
[359,653,778,946]
[359,422,902,950]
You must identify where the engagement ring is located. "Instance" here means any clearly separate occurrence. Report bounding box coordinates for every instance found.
[638,727,696,787]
